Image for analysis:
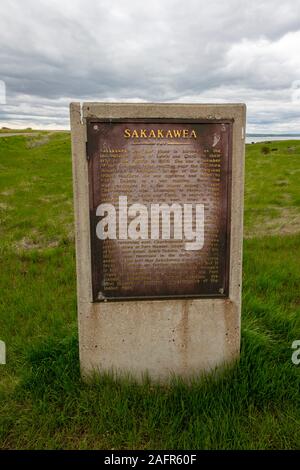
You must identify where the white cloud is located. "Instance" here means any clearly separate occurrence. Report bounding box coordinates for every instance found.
[224,31,300,89]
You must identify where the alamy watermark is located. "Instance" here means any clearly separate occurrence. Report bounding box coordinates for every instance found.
[0,80,6,104]
[291,80,300,104]
[291,340,300,365]
[95,196,205,251]
[0,340,6,365]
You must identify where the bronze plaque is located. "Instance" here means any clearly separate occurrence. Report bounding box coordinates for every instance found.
[87,119,232,301]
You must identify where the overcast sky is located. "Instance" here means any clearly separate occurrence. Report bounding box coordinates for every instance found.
[0,0,300,132]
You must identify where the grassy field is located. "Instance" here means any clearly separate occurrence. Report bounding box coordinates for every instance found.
[0,133,299,449]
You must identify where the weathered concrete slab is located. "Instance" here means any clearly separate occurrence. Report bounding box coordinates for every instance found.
[70,102,246,381]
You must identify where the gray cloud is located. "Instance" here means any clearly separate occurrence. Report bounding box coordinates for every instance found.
[0,0,300,131]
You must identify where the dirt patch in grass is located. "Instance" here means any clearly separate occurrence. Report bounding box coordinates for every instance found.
[14,223,74,251]
[14,229,61,251]
[245,207,300,238]
[15,237,60,251]
[26,134,50,149]
[1,189,15,196]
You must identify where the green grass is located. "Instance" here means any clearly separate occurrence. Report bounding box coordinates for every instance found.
[244,141,300,237]
[0,134,300,449]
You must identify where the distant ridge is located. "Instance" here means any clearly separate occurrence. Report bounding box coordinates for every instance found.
[247,133,300,137]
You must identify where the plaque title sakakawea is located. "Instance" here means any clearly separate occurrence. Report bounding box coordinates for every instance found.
[124,128,197,139]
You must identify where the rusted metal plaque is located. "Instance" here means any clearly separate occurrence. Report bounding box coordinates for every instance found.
[87,120,232,301]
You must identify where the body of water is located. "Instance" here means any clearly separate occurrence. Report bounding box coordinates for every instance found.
[246,135,300,144]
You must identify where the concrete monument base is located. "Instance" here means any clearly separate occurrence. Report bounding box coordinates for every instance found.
[70,102,246,381]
